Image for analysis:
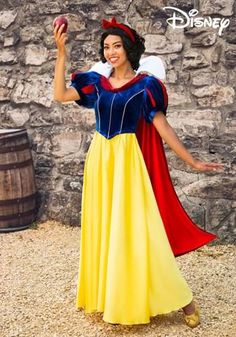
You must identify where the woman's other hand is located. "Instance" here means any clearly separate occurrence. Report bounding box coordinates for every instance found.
[191,160,225,172]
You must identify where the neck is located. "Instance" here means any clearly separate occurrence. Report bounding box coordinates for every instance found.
[111,63,135,80]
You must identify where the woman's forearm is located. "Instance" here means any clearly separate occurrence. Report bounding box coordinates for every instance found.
[153,112,196,167]
[54,52,67,101]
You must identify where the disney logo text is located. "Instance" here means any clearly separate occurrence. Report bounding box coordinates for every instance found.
[163,7,230,36]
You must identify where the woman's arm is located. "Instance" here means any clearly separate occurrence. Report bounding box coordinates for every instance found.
[152,111,224,172]
[53,24,80,102]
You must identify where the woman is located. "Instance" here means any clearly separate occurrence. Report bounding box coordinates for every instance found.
[53,17,223,327]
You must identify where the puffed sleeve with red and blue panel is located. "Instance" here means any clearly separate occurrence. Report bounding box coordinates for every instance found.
[143,76,168,123]
[70,70,101,108]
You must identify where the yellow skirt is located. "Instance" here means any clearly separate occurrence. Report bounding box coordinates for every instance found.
[76,131,193,325]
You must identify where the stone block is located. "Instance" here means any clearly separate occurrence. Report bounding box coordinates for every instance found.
[25,45,48,65]
[199,0,234,16]
[183,50,209,69]
[8,109,30,126]
[205,199,235,243]
[224,46,236,68]
[0,49,17,64]
[0,87,11,101]
[191,70,213,86]
[145,34,183,54]
[208,134,235,157]
[167,85,191,106]
[191,32,217,47]
[63,176,83,193]
[192,85,235,107]
[51,129,91,159]
[182,177,235,200]
[4,33,19,47]
[20,25,44,43]
[31,129,53,155]
[225,17,236,44]
[11,75,53,107]
[47,191,81,225]
[0,10,17,29]
[58,158,85,176]
[167,108,221,139]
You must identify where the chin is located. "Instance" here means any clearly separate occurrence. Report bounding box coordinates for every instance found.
[113,61,126,68]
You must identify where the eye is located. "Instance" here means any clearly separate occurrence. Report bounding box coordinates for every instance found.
[114,44,121,48]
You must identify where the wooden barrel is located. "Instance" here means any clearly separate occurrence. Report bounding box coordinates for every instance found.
[0,129,37,232]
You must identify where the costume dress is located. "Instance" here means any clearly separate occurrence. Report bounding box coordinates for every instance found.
[70,57,217,325]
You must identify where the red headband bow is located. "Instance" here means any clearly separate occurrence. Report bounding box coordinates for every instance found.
[102,17,135,43]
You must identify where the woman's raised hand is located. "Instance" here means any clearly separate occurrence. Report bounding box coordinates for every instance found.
[53,24,68,54]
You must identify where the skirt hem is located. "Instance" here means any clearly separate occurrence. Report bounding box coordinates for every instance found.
[75,293,194,325]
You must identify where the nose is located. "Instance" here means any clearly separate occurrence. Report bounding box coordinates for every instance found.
[107,47,117,57]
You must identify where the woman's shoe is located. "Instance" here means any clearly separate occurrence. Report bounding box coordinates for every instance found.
[184,301,200,328]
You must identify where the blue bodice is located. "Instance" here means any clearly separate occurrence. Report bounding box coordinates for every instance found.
[70,71,168,139]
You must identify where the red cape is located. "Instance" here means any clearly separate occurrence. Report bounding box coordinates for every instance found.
[136,117,218,257]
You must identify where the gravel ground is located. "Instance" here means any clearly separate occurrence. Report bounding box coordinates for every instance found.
[1,220,236,337]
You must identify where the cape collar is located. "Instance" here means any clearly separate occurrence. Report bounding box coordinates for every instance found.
[89,56,166,81]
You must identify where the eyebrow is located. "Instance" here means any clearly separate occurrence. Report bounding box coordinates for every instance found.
[104,41,122,46]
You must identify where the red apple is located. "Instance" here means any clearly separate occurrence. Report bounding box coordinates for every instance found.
[53,16,68,33]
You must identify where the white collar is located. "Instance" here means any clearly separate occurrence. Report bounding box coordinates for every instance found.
[89,56,166,81]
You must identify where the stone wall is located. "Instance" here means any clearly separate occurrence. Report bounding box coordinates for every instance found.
[0,0,235,243]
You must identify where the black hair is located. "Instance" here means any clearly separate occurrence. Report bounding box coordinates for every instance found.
[99,25,145,70]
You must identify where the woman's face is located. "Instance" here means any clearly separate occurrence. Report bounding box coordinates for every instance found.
[103,35,129,68]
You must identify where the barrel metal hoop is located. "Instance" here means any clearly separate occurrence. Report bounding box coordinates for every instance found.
[0,132,28,146]
[0,142,30,153]
[0,129,27,139]
[0,207,37,221]
[0,158,33,170]
[0,192,37,206]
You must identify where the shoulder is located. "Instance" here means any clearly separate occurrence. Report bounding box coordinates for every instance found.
[70,70,101,83]
[142,74,167,92]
